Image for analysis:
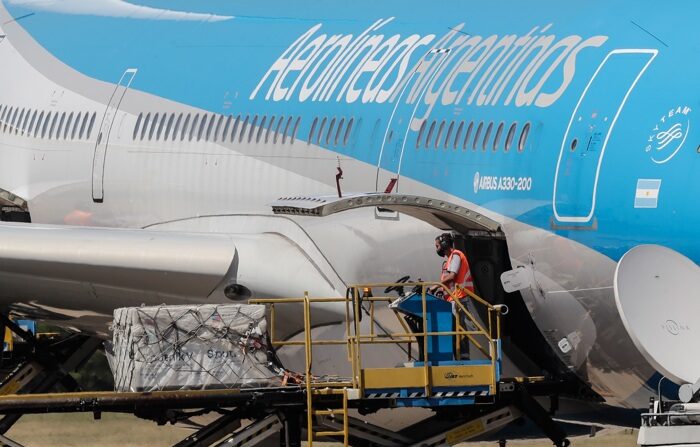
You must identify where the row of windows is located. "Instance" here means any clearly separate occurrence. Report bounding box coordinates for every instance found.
[133,112,303,145]
[0,105,97,141]
[308,116,355,148]
[417,119,531,153]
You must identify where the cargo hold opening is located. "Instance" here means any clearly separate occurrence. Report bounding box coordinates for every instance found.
[271,192,600,402]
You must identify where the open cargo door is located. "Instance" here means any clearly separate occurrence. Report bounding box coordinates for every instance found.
[271,193,503,237]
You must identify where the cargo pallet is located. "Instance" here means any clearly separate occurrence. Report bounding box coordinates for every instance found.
[0,282,571,447]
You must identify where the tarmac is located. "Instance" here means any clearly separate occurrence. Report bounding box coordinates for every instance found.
[4,412,638,446]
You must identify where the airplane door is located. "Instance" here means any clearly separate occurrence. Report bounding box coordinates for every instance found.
[553,50,656,224]
[375,49,451,193]
[92,68,137,203]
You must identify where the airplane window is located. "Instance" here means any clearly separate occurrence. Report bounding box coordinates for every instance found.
[189,114,200,142]
[454,121,464,150]
[42,111,53,139]
[256,115,267,143]
[63,112,73,140]
[79,112,90,140]
[68,112,79,139]
[133,113,143,140]
[282,116,293,144]
[222,115,232,142]
[141,113,151,140]
[20,110,29,135]
[55,112,66,139]
[213,115,224,142]
[230,115,241,143]
[273,115,284,145]
[571,138,579,151]
[89,113,98,139]
[4,107,13,132]
[197,114,208,141]
[248,115,258,143]
[172,114,182,141]
[291,116,302,144]
[12,108,21,133]
[206,114,216,141]
[12,108,22,133]
[34,112,45,138]
[238,115,249,143]
[28,111,38,137]
[316,117,327,145]
[445,121,455,149]
[1,107,11,132]
[54,113,63,139]
[265,116,276,144]
[339,118,351,147]
[3,107,10,132]
[8,107,17,133]
[425,120,436,149]
[149,113,160,141]
[334,118,345,146]
[435,120,445,149]
[200,114,210,141]
[504,122,517,152]
[416,120,427,149]
[11,107,18,132]
[13,109,22,134]
[326,117,336,145]
[155,113,166,140]
[180,114,191,141]
[21,109,31,135]
[15,109,25,135]
[11,108,19,131]
[519,122,531,152]
[164,114,175,140]
[482,122,493,151]
[472,122,484,150]
[14,109,23,134]
[48,113,59,139]
[308,117,318,145]
[16,109,25,134]
[462,122,474,150]
[493,122,505,151]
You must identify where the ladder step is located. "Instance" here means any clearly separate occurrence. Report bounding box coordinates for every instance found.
[311,388,348,396]
[315,430,345,437]
[312,409,345,416]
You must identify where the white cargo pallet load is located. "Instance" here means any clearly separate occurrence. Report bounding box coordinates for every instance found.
[111,304,283,392]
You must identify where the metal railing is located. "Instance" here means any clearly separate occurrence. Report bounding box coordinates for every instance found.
[251,281,505,394]
[642,411,700,427]
[251,282,505,447]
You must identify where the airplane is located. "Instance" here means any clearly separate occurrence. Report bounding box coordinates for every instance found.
[0,0,696,430]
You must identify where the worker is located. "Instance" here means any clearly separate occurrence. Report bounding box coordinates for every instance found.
[428,233,474,300]
[429,232,475,360]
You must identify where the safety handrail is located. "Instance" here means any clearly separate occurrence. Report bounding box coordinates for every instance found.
[251,281,505,394]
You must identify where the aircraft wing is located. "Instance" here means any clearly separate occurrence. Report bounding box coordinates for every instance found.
[0,222,343,336]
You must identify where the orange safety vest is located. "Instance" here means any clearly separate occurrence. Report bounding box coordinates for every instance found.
[441,249,474,301]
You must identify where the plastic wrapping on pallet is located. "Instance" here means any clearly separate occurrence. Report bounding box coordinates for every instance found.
[111,304,283,392]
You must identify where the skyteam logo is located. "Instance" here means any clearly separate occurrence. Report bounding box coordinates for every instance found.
[647,105,692,164]
[473,172,480,194]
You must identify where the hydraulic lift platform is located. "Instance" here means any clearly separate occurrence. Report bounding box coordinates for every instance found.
[0,282,571,447]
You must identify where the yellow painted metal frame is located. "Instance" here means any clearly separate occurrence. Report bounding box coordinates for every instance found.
[251,282,505,446]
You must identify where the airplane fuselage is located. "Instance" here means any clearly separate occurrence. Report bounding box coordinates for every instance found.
[0,0,698,411]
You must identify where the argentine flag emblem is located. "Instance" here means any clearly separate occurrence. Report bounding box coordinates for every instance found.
[634,179,661,209]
